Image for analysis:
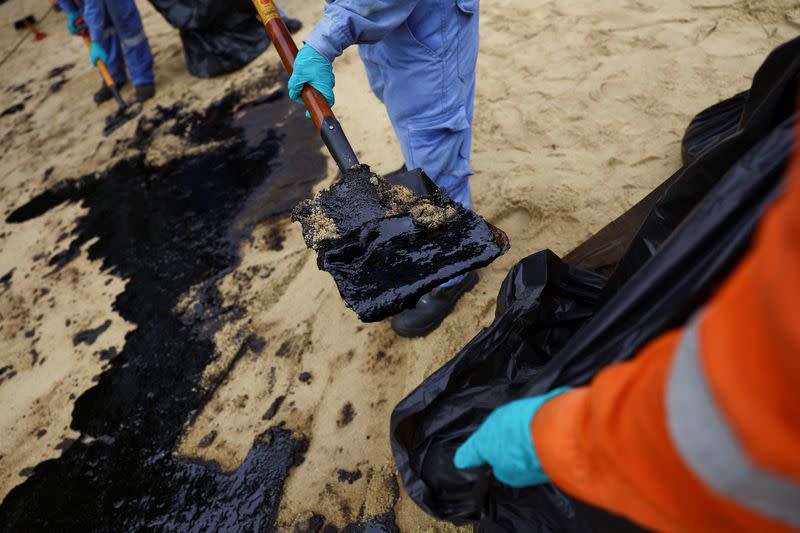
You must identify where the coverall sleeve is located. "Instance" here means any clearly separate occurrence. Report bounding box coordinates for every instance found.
[57,0,78,15]
[531,147,800,532]
[304,0,422,61]
[81,0,105,43]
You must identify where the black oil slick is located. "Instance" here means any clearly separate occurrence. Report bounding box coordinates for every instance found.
[0,78,391,531]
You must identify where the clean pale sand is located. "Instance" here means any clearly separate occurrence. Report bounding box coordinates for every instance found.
[0,0,796,529]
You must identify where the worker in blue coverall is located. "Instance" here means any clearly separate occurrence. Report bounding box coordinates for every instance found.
[59,0,155,103]
[289,0,481,337]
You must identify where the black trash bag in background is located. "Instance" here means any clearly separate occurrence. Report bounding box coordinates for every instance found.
[147,0,269,78]
[391,39,799,532]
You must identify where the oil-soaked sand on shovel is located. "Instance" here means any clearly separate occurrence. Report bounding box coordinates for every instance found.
[293,165,510,322]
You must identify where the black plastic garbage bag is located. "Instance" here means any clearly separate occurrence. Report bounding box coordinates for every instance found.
[147,0,269,78]
[392,250,606,528]
[392,110,796,533]
[551,35,799,290]
[682,34,800,167]
[391,38,800,532]
[681,90,748,165]
[601,35,800,300]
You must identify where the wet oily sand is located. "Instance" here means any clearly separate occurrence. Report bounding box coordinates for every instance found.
[293,165,510,322]
[0,85,341,531]
[0,104,25,118]
[102,105,142,137]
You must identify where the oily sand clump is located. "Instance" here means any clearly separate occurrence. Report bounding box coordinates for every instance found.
[301,204,341,248]
[370,174,458,230]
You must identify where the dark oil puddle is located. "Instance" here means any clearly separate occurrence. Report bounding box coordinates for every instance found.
[229,87,335,237]
[4,81,30,95]
[0,103,24,118]
[49,79,68,93]
[46,63,74,79]
[46,63,75,94]
[0,79,326,530]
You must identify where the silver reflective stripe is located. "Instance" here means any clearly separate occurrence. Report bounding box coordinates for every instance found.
[666,315,800,527]
[121,31,146,49]
[102,27,117,39]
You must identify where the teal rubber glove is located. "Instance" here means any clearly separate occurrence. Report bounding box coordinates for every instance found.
[90,41,107,67]
[66,12,85,34]
[454,387,572,487]
[288,44,335,116]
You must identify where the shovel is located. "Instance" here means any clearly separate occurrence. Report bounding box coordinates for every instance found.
[251,0,509,322]
[78,29,140,136]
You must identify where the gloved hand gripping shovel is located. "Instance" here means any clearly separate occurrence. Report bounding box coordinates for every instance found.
[251,0,510,322]
[79,28,140,136]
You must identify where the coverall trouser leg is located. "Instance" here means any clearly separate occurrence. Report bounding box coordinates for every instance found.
[359,0,479,287]
[99,21,125,85]
[101,0,154,86]
[358,0,479,211]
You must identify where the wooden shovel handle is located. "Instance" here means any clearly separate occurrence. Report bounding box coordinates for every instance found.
[82,33,115,88]
[250,0,334,131]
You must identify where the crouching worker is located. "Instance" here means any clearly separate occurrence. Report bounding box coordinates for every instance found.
[455,145,800,530]
[58,0,155,103]
[287,0,481,338]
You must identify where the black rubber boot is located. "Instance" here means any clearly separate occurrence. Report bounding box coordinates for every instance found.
[94,80,125,104]
[134,83,155,103]
[282,16,302,34]
[390,271,479,338]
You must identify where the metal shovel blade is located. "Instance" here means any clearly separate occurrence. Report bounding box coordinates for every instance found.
[292,165,509,322]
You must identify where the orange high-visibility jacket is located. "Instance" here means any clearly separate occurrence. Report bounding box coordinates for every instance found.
[532,145,800,532]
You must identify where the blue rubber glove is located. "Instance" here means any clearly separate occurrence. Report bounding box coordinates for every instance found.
[454,387,572,487]
[66,11,85,34]
[288,44,335,116]
[90,41,107,67]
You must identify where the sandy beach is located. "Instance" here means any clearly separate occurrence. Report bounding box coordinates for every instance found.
[0,0,797,529]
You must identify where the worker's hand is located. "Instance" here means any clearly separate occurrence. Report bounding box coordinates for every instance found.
[454,387,571,487]
[66,12,85,34]
[288,44,335,115]
[89,41,108,67]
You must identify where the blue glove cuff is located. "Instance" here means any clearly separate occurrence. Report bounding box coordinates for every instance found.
[90,41,107,66]
[520,386,572,478]
[454,386,572,488]
[288,44,335,108]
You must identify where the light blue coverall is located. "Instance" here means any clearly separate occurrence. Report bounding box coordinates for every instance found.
[305,0,480,211]
[58,0,154,86]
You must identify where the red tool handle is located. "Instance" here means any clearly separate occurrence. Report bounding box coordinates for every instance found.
[251,0,333,131]
[25,20,47,40]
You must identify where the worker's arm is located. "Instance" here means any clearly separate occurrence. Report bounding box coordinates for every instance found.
[532,151,800,531]
[58,0,85,34]
[289,0,421,111]
[80,0,105,43]
[304,0,422,62]
[56,0,77,15]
